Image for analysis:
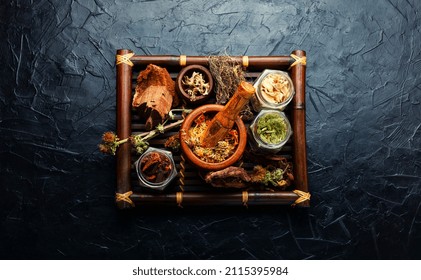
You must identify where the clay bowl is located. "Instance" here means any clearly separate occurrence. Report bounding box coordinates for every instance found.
[176,65,214,105]
[179,104,247,171]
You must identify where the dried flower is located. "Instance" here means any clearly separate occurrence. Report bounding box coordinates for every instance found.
[156,123,165,134]
[249,165,289,187]
[131,134,150,155]
[102,131,116,143]
[99,143,111,154]
[165,135,180,151]
[185,114,238,163]
[99,118,186,156]
[98,132,128,155]
[263,168,285,187]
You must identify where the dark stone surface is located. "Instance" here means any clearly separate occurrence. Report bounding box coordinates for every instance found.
[0,0,420,259]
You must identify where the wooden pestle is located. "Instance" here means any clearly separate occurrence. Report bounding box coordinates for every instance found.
[200,81,255,148]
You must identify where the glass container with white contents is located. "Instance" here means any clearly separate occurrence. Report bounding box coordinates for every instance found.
[251,70,295,111]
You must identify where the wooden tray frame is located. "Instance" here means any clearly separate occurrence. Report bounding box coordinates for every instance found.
[115,49,309,209]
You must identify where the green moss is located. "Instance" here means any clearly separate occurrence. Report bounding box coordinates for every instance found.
[256,113,287,144]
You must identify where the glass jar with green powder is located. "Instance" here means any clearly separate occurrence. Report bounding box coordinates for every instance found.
[249,109,292,153]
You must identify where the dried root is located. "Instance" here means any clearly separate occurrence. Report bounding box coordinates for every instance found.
[209,56,254,120]
[204,158,294,190]
[205,166,251,188]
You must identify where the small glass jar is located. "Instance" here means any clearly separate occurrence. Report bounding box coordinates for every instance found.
[135,147,177,191]
[249,110,292,154]
[251,70,295,111]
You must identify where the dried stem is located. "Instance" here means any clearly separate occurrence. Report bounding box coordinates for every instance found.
[134,119,184,139]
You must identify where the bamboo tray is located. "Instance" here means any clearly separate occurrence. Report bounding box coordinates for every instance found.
[114,49,309,209]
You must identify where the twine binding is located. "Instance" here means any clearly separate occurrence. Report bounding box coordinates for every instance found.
[179,154,186,192]
[115,191,135,207]
[242,56,249,68]
[178,102,187,192]
[176,192,183,208]
[292,190,310,206]
[289,54,306,69]
[179,55,187,66]
[116,53,134,67]
[242,191,249,208]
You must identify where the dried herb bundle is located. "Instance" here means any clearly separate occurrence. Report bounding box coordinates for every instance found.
[209,56,253,120]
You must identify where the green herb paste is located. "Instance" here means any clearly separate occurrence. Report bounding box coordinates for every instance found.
[256,113,287,144]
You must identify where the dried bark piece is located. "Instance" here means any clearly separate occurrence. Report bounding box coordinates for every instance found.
[133,64,179,130]
[204,166,251,188]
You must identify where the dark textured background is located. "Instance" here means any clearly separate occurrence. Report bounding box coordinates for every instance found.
[0,0,420,259]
